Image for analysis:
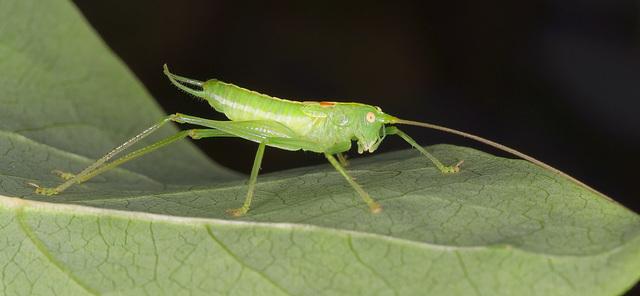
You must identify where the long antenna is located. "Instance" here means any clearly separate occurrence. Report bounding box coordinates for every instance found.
[394,118,613,203]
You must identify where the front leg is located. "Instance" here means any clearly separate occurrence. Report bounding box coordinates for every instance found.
[386,126,463,173]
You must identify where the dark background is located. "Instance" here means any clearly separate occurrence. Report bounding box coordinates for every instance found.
[70,1,638,216]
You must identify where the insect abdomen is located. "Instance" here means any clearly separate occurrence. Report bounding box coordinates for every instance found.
[204,80,305,123]
[203,80,299,120]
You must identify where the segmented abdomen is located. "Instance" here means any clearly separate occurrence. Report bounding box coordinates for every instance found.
[206,81,301,120]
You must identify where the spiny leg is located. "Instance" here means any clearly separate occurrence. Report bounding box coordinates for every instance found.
[29,115,178,195]
[29,112,234,195]
[386,126,463,173]
[325,153,381,213]
[57,129,232,186]
[227,142,266,216]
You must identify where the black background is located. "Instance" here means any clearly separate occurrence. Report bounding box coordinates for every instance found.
[71,1,639,224]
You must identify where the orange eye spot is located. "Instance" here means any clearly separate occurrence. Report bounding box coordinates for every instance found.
[366,112,376,123]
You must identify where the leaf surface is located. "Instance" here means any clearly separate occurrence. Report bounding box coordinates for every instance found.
[0,0,639,295]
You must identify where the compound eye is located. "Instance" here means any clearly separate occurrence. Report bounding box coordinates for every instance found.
[365,111,376,123]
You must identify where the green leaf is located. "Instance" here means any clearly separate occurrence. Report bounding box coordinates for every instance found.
[1,0,639,295]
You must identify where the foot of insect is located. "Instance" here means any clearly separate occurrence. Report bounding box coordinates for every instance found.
[227,206,249,217]
[28,169,78,195]
[440,160,465,173]
[27,182,59,195]
[51,169,76,180]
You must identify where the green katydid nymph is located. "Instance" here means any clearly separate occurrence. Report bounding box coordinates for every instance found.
[28,64,603,216]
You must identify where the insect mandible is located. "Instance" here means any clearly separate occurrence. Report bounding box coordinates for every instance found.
[28,64,601,215]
